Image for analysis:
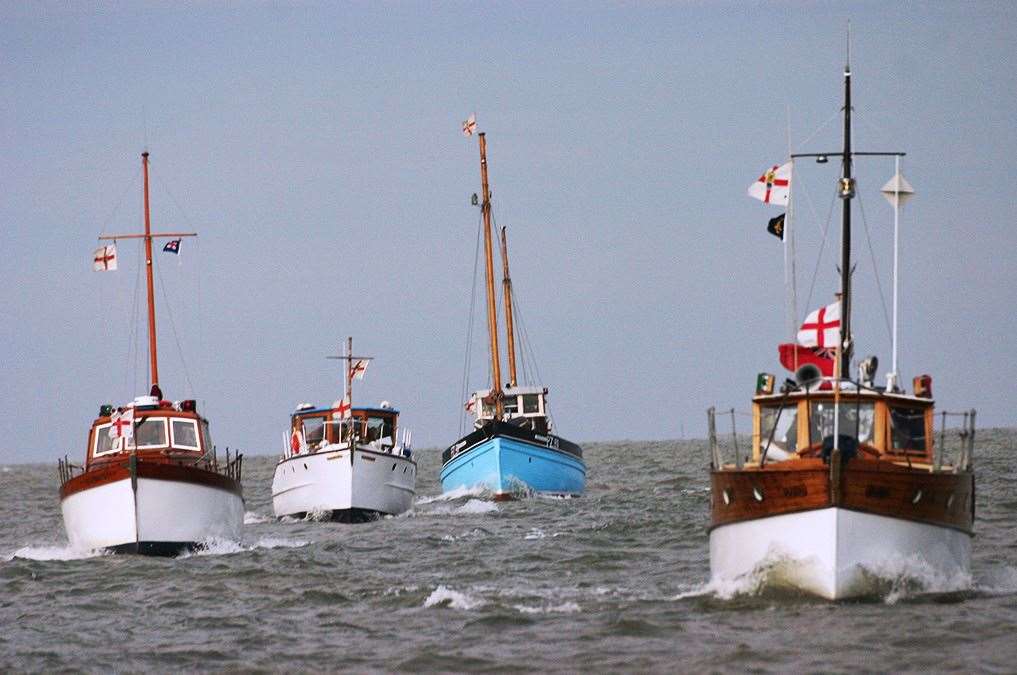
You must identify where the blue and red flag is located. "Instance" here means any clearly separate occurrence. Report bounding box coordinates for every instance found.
[162,238,181,254]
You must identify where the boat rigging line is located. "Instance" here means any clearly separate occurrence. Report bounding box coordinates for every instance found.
[458,211,484,437]
[856,189,894,345]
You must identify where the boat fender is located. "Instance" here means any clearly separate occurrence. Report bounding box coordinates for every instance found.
[291,431,302,454]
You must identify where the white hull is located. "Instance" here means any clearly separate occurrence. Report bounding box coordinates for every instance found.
[61,476,244,553]
[710,508,971,599]
[272,445,416,519]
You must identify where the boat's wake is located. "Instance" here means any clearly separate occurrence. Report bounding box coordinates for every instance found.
[3,544,108,562]
[178,536,310,558]
[415,485,491,505]
[243,511,273,525]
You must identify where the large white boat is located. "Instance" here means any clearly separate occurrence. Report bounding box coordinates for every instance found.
[58,152,244,555]
[707,54,976,599]
[272,338,416,522]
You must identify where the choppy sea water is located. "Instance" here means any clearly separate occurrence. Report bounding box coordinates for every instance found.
[3,431,1017,672]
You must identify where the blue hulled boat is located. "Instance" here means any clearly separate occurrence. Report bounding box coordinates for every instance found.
[441,126,585,499]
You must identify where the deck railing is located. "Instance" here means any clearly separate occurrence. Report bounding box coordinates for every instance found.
[706,407,751,469]
[934,410,977,472]
[707,405,978,473]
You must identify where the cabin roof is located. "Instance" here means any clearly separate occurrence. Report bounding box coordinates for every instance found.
[753,382,932,406]
[472,386,547,397]
[292,405,399,417]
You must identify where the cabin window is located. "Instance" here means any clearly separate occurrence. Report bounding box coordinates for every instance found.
[303,417,326,447]
[128,417,168,449]
[171,419,200,451]
[890,407,927,452]
[522,395,541,414]
[201,421,214,452]
[363,416,394,444]
[759,405,798,455]
[93,423,117,457]
[809,402,874,446]
[481,401,496,418]
[504,396,520,415]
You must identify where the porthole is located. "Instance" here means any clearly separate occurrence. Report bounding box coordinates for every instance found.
[392,463,397,471]
[912,489,923,504]
[303,463,308,470]
[753,487,764,502]
[946,493,955,510]
[722,489,731,505]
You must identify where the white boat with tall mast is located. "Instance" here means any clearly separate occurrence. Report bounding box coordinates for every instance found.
[58,151,245,555]
[706,51,976,599]
[272,337,416,522]
[441,123,585,499]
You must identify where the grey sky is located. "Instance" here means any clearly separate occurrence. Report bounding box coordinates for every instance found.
[3,2,1015,463]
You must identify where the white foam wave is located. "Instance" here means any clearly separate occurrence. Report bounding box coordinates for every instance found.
[415,485,489,505]
[423,585,485,610]
[244,511,273,525]
[4,545,108,562]
[179,536,309,558]
[862,556,973,604]
[455,499,498,514]
[976,565,1017,596]
[513,601,581,614]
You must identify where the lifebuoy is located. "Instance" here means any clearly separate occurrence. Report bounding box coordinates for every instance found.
[291,430,302,454]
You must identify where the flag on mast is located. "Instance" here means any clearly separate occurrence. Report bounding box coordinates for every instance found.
[92,244,118,271]
[767,213,786,240]
[777,300,842,376]
[748,162,792,205]
[797,301,841,349]
[162,238,181,254]
[462,113,477,137]
[350,359,369,380]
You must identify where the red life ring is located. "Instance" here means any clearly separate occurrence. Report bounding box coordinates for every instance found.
[291,430,301,454]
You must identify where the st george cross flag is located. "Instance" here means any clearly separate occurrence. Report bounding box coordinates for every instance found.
[336,393,352,419]
[92,244,118,271]
[108,408,134,440]
[748,161,792,205]
[351,359,369,380]
[163,238,181,254]
[797,301,841,349]
[462,113,477,137]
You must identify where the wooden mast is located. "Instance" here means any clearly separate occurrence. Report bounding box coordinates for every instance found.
[142,152,159,390]
[499,226,518,388]
[99,151,197,397]
[478,133,504,418]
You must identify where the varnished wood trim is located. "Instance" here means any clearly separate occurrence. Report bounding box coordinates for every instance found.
[711,457,974,534]
[60,457,242,500]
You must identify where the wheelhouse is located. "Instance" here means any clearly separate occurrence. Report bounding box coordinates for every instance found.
[467,386,551,434]
[86,397,212,465]
[750,380,935,465]
[290,403,399,453]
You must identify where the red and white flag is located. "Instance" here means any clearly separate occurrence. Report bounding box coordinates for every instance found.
[336,394,352,419]
[92,244,118,271]
[748,162,792,205]
[350,359,369,380]
[108,407,134,439]
[462,113,477,137]
[797,301,841,349]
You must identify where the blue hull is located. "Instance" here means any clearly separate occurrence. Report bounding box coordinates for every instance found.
[440,432,585,497]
